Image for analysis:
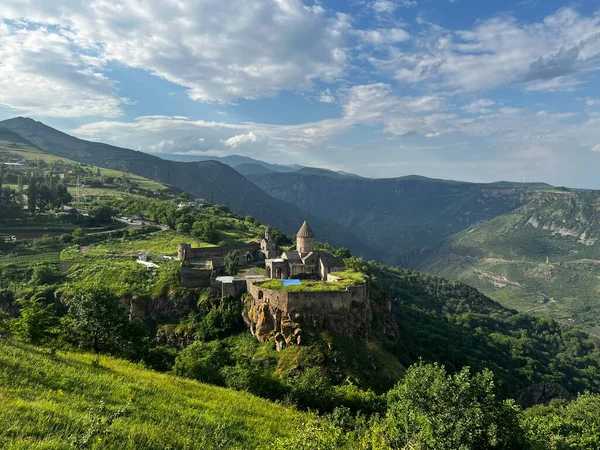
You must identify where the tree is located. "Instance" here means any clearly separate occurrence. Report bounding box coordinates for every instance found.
[62,284,128,353]
[72,227,86,239]
[27,176,39,215]
[191,220,220,244]
[335,247,352,259]
[224,250,240,276]
[364,361,523,450]
[173,341,231,385]
[89,205,117,224]
[10,294,57,345]
[30,264,60,286]
[176,222,191,234]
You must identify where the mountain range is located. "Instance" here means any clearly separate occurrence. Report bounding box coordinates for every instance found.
[2,116,600,333]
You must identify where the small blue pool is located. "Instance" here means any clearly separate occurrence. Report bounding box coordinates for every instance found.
[282,279,301,286]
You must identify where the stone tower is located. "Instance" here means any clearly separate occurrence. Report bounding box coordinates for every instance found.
[177,243,192,261]
[297,220,315,255]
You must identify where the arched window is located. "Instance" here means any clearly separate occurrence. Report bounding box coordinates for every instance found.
[258,290,264,300]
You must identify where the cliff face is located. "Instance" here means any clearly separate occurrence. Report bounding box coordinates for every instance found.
[242,282,373,351]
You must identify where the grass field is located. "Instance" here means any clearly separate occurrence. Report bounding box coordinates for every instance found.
[0,340,308,449]
[61,231,213,259]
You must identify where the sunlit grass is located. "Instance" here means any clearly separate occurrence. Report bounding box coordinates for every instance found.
[0,340,309,449]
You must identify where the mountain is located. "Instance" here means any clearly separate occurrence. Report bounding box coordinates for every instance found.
[159,153,302,173]
[0,117,375,258]
[246,170,553,266]
[415,190,600,334]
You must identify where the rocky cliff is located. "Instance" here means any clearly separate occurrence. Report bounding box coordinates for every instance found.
[242,282,374,351]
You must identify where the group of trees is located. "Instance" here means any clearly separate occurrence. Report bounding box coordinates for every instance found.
[9,283,146,356]
[27,175,72,215]
[0,165,24,220]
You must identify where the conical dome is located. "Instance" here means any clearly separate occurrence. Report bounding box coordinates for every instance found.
[297,220,315,238]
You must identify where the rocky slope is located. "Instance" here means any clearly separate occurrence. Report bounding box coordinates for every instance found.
[416,191,600,333]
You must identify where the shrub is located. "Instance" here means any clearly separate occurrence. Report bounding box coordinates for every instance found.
[287,367,337,412]
[363,361,524,450]
[10,294,57,345]
[173,341,231,385]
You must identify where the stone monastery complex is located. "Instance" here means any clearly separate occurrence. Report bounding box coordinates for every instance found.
[177,221,370,349]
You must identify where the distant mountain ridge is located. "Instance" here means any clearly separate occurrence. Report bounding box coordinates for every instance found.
[0,117,375,258]
[246,170,556,266]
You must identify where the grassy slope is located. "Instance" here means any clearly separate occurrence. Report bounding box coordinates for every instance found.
[418,191,600,334]
[0,340,307,449]
[0,135,174,195]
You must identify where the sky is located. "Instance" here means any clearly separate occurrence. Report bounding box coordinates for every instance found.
[1,1,600,188]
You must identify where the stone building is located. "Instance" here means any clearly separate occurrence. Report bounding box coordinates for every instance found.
[265,220,345,280]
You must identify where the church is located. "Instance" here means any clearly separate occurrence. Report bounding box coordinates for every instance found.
[265,220,346,280]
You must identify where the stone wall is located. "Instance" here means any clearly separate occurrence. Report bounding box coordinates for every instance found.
[180,266,212,288]
[244,281,371,350]
[178,243,260,262]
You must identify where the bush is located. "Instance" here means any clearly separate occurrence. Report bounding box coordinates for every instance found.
[363,361,524,450]
[287,367,337,412]
[143,346,179,372]
[10,294,57,345]
[173,341,231,385]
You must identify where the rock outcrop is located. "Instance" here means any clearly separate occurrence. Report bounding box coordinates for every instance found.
[514,382,573,408]
[242,281,372,350]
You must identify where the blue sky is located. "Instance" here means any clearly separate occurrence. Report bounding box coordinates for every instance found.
[1,0,600,187]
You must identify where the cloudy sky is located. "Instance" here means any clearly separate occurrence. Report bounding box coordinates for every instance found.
[1,0,600,187]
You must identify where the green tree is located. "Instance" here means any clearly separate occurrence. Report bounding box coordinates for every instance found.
[173,340,231,385]
[72,227,86,239]
[364,361,523,450]
[191,220,220,244]
[522,393,600,449]
[10,294,57,345]
[176,222,191,234]
[27,176,39,215]
[30,264,60,286]
[89,205,117,224]
[62,284,128,353]
[335,247,352,259]
[224,250,241,276]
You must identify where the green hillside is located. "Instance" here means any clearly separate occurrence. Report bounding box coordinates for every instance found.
[0,128,180,199]
[0,340,307,449]
[418,191,600,334]
[0,118,376,259]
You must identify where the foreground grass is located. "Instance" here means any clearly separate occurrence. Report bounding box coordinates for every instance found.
[0,340,308,449]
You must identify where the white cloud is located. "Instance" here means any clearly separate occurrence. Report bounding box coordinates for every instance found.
[318,89,335,104]
[0,0,352,105]
[357,28,410,45]
[385,8,600,92]
[0,24,125,117]
[587,99,600,107]
[222,131,258,148]
[592,144,600,151]
[462,99,496,114]
[372,0,416,14]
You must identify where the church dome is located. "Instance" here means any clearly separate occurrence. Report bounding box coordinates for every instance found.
[297,220,315,238]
